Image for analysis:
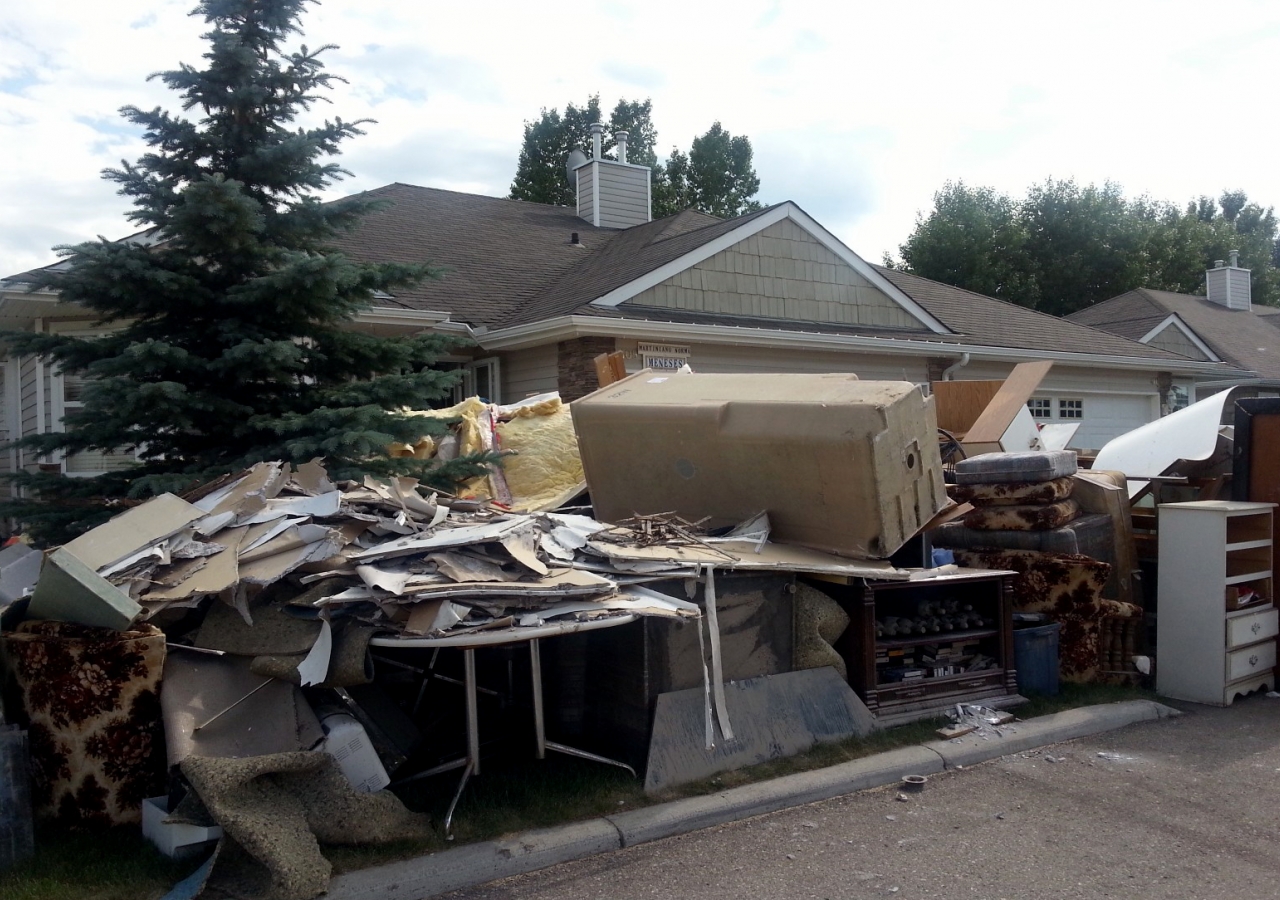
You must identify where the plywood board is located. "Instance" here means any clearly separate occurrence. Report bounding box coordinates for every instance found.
[962,360,1053,447]
[930,380,1003,435]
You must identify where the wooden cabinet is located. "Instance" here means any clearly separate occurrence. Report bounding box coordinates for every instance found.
[1156,501,1277,706]
[837,569,1021,725]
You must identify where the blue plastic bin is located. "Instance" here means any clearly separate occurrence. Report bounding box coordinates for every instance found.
[1013,622,1060,696]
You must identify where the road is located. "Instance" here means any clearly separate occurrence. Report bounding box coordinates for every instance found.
[443,694,1280,899]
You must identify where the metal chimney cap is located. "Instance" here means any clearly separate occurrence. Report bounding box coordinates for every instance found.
[589,123,605,135]
[614,130,629,164]
[1229,249,1240,267]
[1215,260,1225,268]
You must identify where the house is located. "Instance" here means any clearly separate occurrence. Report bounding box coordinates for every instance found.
[0,125,1240,478]
[1067,253,1280,408]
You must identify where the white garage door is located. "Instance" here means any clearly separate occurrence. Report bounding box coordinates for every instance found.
[1044,393,1156,453]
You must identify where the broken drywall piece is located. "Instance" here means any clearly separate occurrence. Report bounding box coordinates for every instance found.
[350,518,527,563]
[296,618,333,687]
[27,548,143,630]
[355,564,415,596]
[238,534,344,586]
[198,462,288,518]
[498,526,549,576]
[62,493,204,571]
[243,490,342,525]
[428,551,517,583]
[292,459,336,496]
[143,526,249,601]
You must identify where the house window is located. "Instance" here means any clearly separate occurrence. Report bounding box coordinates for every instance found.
[1058,398,1084,420]
[57,371,140,476]
[1027,398,1053,420]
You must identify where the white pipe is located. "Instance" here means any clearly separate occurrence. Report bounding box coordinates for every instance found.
[941,352,971,380]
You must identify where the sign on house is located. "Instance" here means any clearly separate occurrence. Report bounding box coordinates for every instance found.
[638,342,690,371]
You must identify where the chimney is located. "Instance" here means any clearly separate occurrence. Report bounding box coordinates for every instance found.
[1206,249,1251,310]
[573,122,651,229]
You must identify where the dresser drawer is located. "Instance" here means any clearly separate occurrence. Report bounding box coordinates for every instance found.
[1227,608,1279,649]
[1225,640,1276,683]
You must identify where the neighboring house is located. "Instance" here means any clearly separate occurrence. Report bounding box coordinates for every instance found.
[1068,253,1280,408]
[0,129,1239,479]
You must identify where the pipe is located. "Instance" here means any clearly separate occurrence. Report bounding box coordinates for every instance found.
[941,352,971,381]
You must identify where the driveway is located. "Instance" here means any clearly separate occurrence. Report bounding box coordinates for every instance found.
[443,694,1280,899]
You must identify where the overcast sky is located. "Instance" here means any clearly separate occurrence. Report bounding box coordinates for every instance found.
[3,0,1278,278]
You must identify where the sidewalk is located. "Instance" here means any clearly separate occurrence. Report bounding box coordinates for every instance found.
[326,699,1179,900]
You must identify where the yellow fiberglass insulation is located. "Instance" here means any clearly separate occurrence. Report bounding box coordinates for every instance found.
[495,403,586,511]
[389,396,585,511]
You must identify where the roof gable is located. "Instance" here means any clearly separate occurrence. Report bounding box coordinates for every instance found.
[581,203,948,333]
[1072,288,1280,379]
[616,216,935,332]
[1140,314,1218,361]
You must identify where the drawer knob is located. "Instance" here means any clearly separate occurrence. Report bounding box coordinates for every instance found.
[1252,622,1262,634]
[1249,654,1260,667]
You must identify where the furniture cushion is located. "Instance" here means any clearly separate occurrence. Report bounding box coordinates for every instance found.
[962,499,1081,531]
[953,450,1078,484]
[949,477,1074,506]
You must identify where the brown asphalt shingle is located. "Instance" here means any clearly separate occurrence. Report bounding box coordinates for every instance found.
[1069,288,1280,379]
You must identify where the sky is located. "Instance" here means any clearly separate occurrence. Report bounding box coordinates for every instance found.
[3,0,1279,278]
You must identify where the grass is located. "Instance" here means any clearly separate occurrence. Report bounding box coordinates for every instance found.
[1,681,1158,897]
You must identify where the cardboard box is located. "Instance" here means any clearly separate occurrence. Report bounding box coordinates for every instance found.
[571,372,947,559]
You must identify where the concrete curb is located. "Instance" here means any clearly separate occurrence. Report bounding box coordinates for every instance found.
[325,700,1178,900]
[925,699,1180,769]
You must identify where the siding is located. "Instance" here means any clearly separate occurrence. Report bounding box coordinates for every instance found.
[625,219,919,328]
[19,356,38,470]
[576,162,595,222]
[595,163,649,229]
[501,345,558,400]
[1146,323,1210,360]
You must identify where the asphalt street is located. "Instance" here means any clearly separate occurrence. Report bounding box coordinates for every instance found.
[443,694,1280,900]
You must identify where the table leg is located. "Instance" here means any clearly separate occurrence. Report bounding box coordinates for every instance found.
[464,647,480,777]
[529,638,636,777]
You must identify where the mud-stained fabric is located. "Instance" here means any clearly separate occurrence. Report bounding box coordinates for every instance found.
[952,549,1139,682]
[962,499,1081,532]
[1,620,166,827]
[949,477,1074,507]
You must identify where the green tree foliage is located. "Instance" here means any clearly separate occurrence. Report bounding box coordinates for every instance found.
[892,179,1280,316]
[4,0,492,543]
[510,99,762,219]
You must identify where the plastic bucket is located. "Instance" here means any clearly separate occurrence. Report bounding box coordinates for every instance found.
[1013,622,1061,696]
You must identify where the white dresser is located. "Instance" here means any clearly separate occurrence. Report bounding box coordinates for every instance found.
[1156,501,1278,706]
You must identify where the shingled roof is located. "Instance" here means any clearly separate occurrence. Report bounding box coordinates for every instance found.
[1069,288,1280,380]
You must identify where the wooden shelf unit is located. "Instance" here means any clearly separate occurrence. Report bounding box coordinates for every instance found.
[836,569,1021,724]
[1156,501,1278,705]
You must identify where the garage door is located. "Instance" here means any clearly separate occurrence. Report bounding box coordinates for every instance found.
[1044,394,1156,453]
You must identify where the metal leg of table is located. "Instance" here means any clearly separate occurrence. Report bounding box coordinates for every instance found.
[529,638,636,777]
[388,647,482,839]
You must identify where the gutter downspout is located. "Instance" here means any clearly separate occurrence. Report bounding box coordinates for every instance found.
[940,352,971,381]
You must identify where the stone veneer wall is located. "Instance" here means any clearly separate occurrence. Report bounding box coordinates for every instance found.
[557,336,617,401]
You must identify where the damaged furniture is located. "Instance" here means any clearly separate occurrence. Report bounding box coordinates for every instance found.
[1156,501,1277,705]
[834,569,1022,725]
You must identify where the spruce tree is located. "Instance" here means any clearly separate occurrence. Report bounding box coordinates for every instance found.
[4,0,490,543]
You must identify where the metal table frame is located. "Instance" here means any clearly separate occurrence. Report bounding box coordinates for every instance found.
[370,614,638,836]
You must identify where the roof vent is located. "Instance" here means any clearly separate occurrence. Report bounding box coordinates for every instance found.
[1206,249,1251,311]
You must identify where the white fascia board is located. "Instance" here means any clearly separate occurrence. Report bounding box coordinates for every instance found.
[480,314,1230,374]
[587,201,951,334]
[1139,314,1220,361]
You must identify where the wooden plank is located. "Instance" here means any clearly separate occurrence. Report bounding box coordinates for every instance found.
[930,380,1002,435]
[1072,470,1137,606]
[962,360,1054,447]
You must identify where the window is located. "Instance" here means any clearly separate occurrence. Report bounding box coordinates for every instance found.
[1027,398,1053,420]
[1058,398,1084,420]
[56,371,139,476]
